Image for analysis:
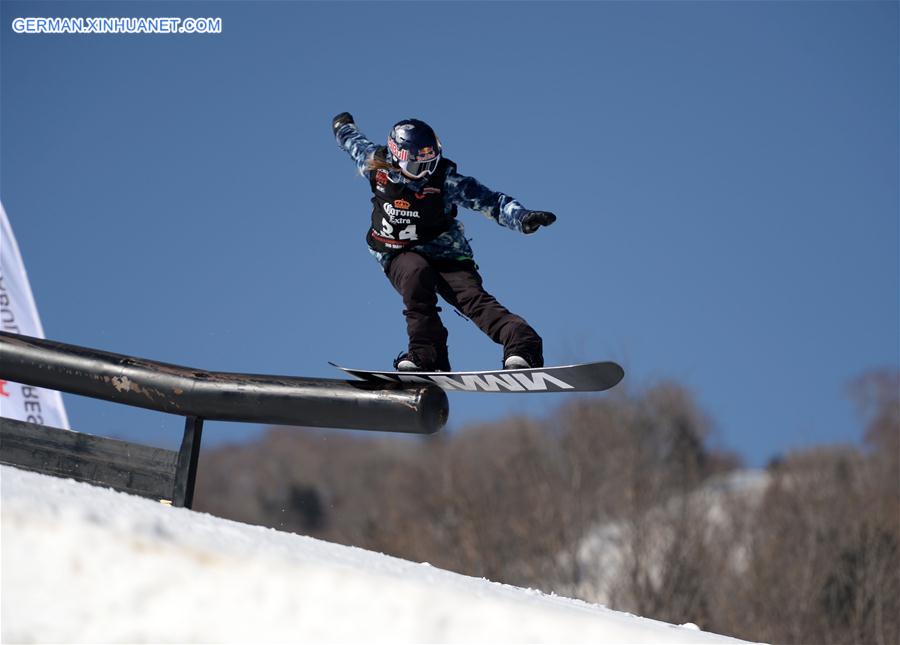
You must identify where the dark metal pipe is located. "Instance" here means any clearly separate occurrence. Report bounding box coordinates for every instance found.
[0,332,448,434]
[174,416,204,508]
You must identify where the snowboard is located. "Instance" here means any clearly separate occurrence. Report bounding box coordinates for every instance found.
[330,360,624,394]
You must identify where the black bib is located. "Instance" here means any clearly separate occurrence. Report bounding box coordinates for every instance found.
[367,150,457,253]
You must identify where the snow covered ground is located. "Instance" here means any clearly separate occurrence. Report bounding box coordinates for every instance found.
[2,465,751,643]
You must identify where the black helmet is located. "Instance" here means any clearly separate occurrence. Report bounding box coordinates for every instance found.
[387,118,442,179]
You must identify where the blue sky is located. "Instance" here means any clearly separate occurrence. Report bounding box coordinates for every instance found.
[2,1,897,466]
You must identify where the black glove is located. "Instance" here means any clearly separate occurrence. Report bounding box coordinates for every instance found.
[332,112,355,136]
[522,210,557,234]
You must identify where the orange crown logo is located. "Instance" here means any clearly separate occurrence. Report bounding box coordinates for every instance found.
[394,199,410,210]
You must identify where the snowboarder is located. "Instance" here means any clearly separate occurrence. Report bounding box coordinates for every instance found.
[332,113,557,372]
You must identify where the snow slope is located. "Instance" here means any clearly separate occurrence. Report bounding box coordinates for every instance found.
[1,466,750,643]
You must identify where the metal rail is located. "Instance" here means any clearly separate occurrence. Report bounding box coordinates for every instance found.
[0,332,448,434]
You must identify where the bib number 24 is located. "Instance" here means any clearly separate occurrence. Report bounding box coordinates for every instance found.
[381,218,418,241]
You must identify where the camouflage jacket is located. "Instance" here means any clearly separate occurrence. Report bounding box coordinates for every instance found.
[334,122,531,267]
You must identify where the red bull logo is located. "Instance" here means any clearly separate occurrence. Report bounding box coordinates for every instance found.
[416,146,437,161]
[387,138,408,161]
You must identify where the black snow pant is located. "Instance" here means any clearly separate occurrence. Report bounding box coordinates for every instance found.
[385,251,543,371]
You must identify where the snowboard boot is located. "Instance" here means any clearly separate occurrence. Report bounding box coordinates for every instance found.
[503,355,532,370]
[503,344,543,370]
[394,347,451,372]
[394,352,421,372]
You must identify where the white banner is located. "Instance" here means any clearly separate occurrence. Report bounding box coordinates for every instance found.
[0,200,71,429]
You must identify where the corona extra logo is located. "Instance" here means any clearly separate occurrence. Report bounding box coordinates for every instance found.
[394,199,410,210]
[382,202,418,218]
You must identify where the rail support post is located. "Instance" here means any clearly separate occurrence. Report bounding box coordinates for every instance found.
[173,416,204,509]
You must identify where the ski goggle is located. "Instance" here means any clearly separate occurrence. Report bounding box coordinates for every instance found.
[399,153,441,179]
